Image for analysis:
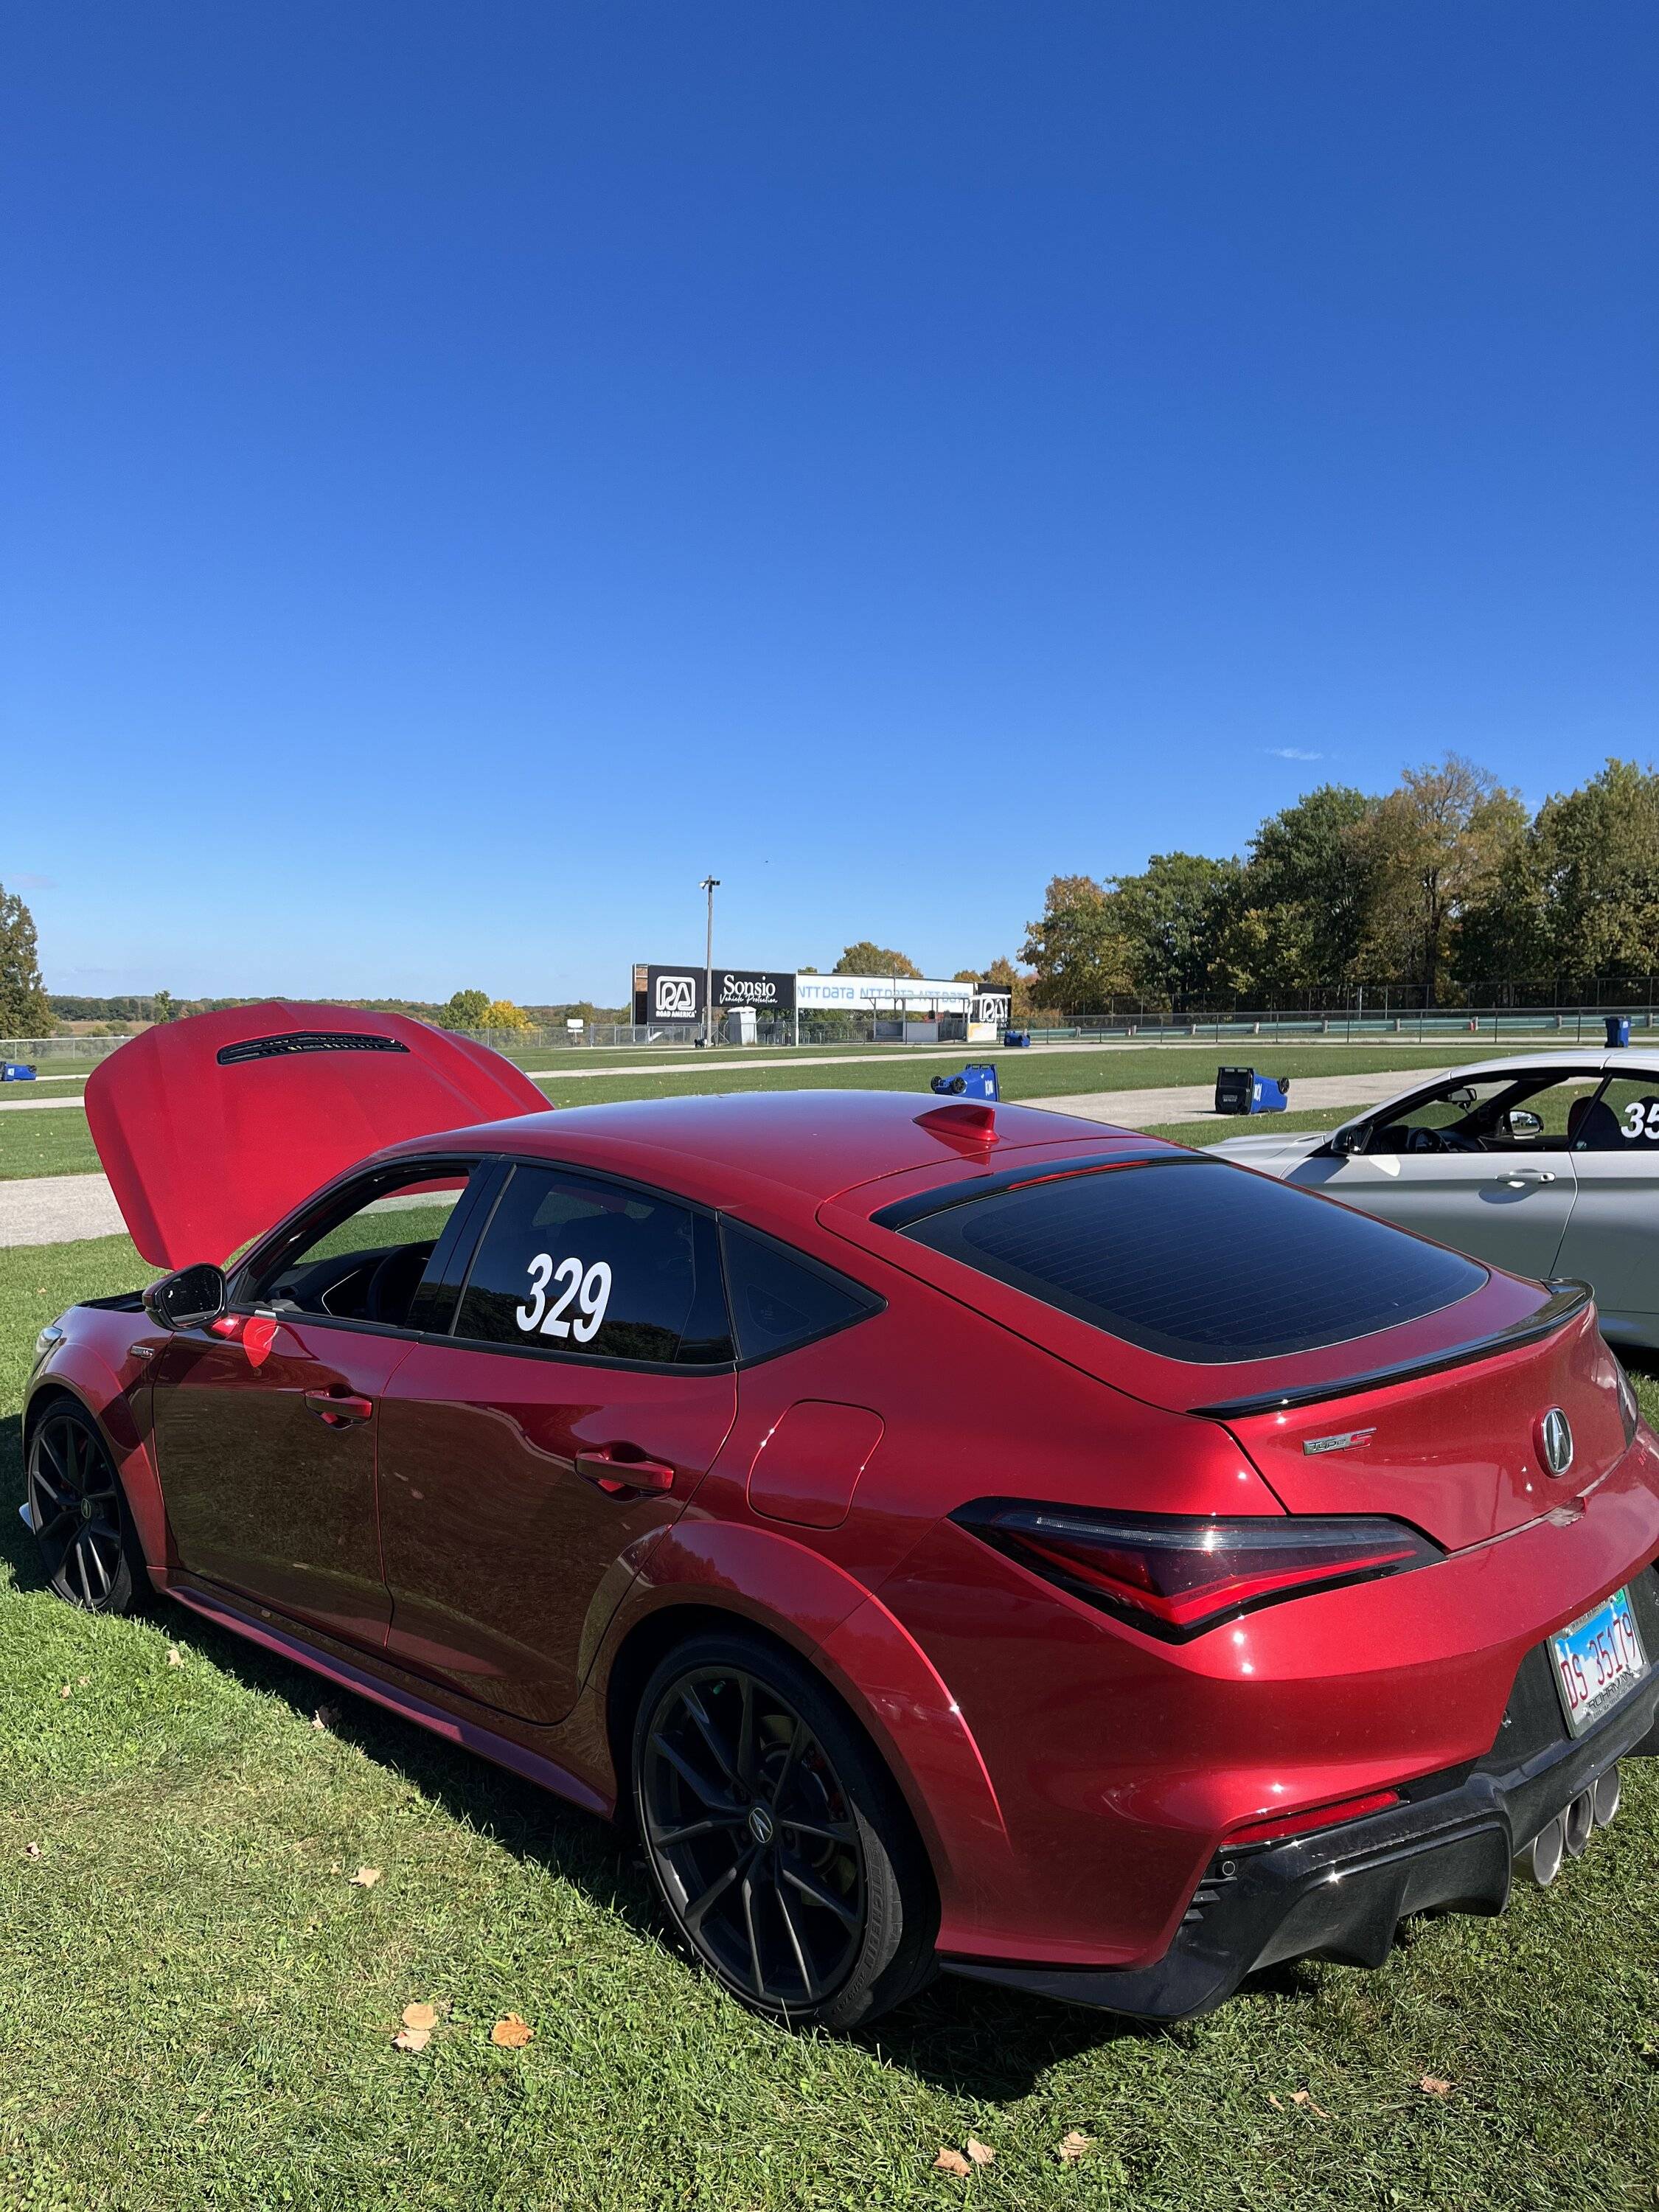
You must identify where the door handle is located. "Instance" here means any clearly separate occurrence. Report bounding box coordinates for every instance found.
[1496,1167,1557,1186]
[574,1449,676,1496]
[305,1389,374,1427]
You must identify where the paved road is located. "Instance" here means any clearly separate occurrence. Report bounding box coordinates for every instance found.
[0,1065,1445,1250]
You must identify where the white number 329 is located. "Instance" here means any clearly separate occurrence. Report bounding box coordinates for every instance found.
[515,1253,613,1343]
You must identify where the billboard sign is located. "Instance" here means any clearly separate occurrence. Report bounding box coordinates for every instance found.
[635,965,796,1023]
[793,973,975,1013]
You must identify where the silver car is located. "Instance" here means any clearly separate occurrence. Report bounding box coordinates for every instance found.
[1212,1050,1659,1350]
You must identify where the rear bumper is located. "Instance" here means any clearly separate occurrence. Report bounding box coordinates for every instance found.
[944,1652,1659,2020]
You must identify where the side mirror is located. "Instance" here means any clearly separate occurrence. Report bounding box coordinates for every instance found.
[1508,1108,1545,1138]
[142,1263,228,1332]
[1331,1124,1365,1155]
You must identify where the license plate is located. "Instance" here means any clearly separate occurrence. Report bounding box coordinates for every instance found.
[1549,1587,1648,1736]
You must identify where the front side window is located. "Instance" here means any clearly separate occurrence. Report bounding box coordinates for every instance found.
[896,1156,1486,1364]
[454,1164,733,1366]
[1365,1071,1603,1155]
[242,1166,475,1329]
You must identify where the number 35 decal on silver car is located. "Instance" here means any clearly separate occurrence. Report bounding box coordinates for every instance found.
[515,1253,613,1342]
[1621,1101,1659,1141]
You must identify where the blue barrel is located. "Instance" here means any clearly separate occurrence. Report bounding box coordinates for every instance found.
[1606,1017,1631,1048]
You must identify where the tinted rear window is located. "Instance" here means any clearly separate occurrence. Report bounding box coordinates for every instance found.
[897,1157,1485,1363]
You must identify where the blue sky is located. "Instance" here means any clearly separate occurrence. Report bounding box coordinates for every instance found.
[4,4,1655,1005]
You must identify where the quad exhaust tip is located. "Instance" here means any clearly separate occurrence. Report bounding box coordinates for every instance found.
[1562,1789,1595,1860]
[1517,1766,1619,1887]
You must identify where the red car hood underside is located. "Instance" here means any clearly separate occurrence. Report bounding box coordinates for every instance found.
[86,1001,549,1268]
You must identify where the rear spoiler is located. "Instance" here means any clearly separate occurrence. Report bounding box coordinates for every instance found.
[1191,1279,1593,1422]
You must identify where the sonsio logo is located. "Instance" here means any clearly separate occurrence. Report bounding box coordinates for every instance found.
[721,974,777,1004]
[653,974,698,1018]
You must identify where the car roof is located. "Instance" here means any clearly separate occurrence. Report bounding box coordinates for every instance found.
[381,1088,1136,1225]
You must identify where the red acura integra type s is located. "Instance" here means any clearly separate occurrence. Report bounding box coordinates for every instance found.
[25,1004,1659,2031]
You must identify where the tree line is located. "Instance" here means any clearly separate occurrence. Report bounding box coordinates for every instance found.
[1015,754,1659,1015]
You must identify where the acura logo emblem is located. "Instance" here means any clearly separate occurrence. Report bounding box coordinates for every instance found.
[1538,1408,1574,1478]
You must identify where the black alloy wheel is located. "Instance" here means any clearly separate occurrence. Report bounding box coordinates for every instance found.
[633,1632,937,2031]
[27,1402,147,1615]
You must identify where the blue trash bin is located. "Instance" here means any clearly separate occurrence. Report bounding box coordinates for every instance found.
[1606,1017,1631,1048]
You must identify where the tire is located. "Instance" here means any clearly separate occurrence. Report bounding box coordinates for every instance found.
[26,1399,150,1615]
[632,1630,939,2031]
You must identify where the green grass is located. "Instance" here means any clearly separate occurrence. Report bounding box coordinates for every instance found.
[0,1110,102,1180]
[4,1236,1659,2206]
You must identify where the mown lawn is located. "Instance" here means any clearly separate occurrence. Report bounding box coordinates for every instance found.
[0,1109,102,1180]
[4,1235,1659,2208]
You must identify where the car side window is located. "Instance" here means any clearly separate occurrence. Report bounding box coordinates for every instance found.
[720,1224,883,1360]
[241,1164,478,1330]
[1365,1072,1601,1155]
[1583,1078,1659,1151]
[453,1164,733,1366]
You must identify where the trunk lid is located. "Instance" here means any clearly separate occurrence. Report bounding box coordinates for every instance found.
[86,1001,549,1267]
[1214,1297,1631,1551]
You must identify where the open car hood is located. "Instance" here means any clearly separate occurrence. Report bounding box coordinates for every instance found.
[86,1001,549,1268]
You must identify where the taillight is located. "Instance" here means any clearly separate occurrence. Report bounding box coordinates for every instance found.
[950,1500,1443,1642]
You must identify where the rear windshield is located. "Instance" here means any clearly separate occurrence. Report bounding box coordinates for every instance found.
[896,1157,1486,1363]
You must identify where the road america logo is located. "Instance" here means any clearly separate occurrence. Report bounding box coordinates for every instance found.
[1537,1407,1574,1478]
[653,974,698,1019]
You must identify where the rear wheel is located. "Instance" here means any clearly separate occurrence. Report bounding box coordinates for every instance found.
[27,1402,149,1615]
[632,1630,938,2031]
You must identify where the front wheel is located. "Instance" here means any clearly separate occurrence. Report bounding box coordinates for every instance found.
[27,1401,150,1615]
[632,1631,938,2030]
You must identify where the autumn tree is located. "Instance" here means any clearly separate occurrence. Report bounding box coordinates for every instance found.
[438,988,491,1029]
[834,942,922,977]
[1107,852,1242,1005]
[1532,759,1659,982]
[1353,755,1526,1006]
[1216,785,1377,1000]
[0,883,52,1037]
[1020,876,1133,1014]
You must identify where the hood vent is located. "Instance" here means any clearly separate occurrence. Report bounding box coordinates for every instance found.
[216,1031,413,1066]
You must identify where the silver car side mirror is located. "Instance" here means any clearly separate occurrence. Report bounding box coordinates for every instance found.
[1331,1124,1364,1156]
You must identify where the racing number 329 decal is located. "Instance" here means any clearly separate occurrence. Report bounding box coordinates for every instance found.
[515,1253,613,1343]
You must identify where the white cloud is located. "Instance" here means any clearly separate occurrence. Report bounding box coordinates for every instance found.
[1265,748,1323,762]
[4,872,57,891]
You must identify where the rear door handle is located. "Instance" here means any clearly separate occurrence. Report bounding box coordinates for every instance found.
[305,1389,375,1427]
[574,1449,676,1496]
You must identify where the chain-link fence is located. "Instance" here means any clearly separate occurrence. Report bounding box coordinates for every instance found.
[8,1000,1656,1074]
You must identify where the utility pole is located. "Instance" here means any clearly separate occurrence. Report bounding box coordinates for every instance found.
[700,876,720,1048]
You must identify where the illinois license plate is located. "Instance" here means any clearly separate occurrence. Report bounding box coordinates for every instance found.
[1550,1587,1647,1736]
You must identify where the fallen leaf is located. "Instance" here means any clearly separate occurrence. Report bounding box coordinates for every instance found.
[349,1865,382,1889]
[401,2002,438,2034]
[328,1860,341,1875]
[934,2148,972,2177]
[166,1646,184,1666]
[392,2023,432,2052]
[1267,2094,1284,2111]
[192,2112,210,2126]
[491,2013,533,2048]
[966,2139,995,2167]
[76,1674,90,1687]
[1419,2075,1452,2096]
[22,1843,41,1861]
[1057,2130,1093,2164]
[1290,2090,1330,2118]
[58,1683,72,1700]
